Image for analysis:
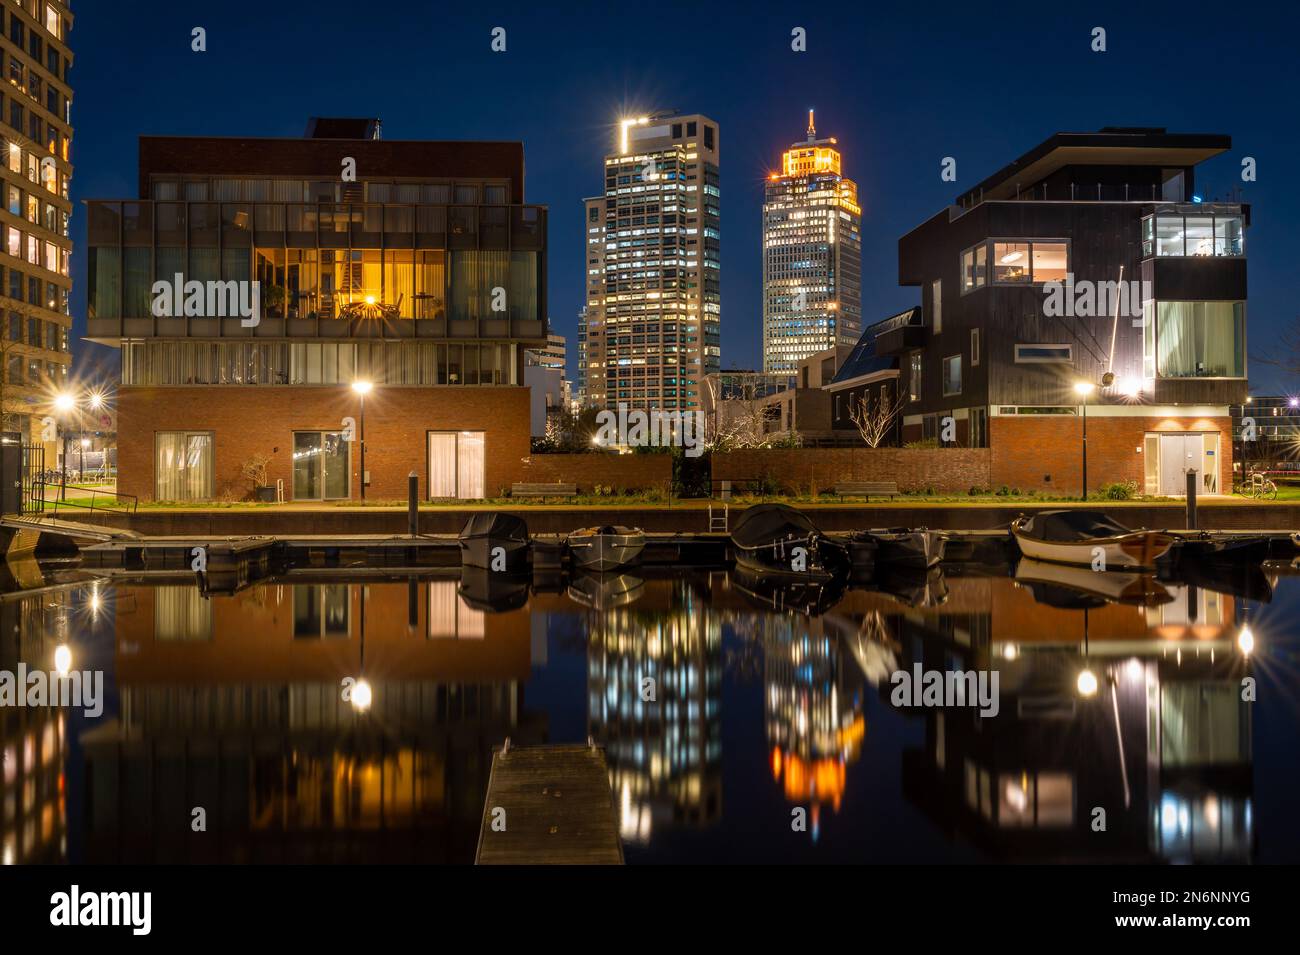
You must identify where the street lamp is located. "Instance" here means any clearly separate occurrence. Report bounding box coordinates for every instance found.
[1073,381,1095,501]
[53,391,76,502]
[351,380,372,500]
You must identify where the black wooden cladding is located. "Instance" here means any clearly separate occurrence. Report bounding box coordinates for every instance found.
[897,200,1247,412]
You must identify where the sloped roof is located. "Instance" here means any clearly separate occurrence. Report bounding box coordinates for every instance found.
[830,307,918,385]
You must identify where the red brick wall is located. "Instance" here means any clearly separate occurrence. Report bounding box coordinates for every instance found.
[990,414,1233,494]
[118,386,532,501]
[712,448,991,494]
[517,452,671,493]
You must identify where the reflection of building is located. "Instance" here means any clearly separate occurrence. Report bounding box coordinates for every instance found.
[579,113,720,412]
[86,118,547,502]
[0,586,73,863]
[763,112,862,372]
[888,575,1253,862]
[585,579,722,843]
[82,578,545,862]
[760,613,866,837]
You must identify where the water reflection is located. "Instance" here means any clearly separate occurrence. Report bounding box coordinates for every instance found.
[0,555,1288,864]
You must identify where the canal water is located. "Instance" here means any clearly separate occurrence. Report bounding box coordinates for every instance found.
[2,558,1296,864]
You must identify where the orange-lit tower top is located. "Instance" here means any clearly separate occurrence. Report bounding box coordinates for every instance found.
[780,108,843,177]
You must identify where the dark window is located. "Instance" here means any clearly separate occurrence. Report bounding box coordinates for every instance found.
[9,101,22,131]
[704,125,714,150]
[671,123,682,138]
[686,121,697,137]
[28,32,41,61]
[28,113,40,143]
[8,270,20,299]
[9,17,23,47]
[27,275,40,305]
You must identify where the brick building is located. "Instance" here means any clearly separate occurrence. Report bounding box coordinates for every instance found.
[871,127,1247,495]
[85,119,547,502]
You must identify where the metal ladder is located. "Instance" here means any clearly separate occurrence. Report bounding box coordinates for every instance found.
[708,504,728,533]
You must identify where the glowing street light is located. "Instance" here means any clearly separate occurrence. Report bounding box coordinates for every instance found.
[352,381,372,500]
[1076,668,1099,697]
[53,392,75,413]
[1238,624,1255,656]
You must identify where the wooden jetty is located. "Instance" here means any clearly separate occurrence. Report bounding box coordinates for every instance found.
[476,742,624,865]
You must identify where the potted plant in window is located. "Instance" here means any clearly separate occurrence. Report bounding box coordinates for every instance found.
[241,454,277,502]
[264,285,287,319]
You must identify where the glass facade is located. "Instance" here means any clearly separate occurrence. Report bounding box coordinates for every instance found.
[1144,212,1244,258]
[86,199,545,326]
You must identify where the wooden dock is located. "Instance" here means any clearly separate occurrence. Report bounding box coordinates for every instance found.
[476,742,624,865]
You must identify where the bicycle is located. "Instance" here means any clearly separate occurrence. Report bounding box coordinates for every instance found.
[1235,469,1278,500]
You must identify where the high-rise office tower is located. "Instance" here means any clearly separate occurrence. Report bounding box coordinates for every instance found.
[0,1,74,454]
[762,111,861,372]
[579,112,720,411]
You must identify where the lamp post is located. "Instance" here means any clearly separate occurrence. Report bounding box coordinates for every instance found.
[351,380,372,500]
[1073,381,1094,501]
[53,391,76,501]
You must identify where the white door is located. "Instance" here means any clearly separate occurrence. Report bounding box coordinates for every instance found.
[1158,434,1201,496]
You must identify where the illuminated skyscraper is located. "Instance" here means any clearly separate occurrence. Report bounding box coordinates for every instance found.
[762,112,861,372]
[578,113,720,411]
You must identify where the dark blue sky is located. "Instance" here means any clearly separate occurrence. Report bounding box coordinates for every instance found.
[69,1,1300,391]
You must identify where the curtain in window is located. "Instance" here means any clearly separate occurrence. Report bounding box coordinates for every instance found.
[457,431,485,498]
[88,247,120,319]
[428,433,457,497]
[123,248,151,317]
[156,432,213,500]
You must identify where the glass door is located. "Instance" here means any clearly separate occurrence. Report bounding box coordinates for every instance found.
[293,431,350,500]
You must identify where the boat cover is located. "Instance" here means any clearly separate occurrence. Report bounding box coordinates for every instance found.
[460,512,528,542]
[1020,509,1135,542]
[731,504,818,549]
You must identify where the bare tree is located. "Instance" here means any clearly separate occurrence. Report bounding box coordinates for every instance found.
[849,387,901,448]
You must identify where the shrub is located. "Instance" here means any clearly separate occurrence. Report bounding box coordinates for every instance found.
[1099,480,1138,500]
[905,437,939,450]
[995,485,1011,497]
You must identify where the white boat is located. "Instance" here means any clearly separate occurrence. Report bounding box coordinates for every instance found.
[567,525,645,571]
[1012,510,1175,571]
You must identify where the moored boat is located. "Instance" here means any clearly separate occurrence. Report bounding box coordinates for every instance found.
[1011,510,1175,570]
[851,527,945,571]
[567,525,645,571]
[729,503,849,580]
[459,512,530,571]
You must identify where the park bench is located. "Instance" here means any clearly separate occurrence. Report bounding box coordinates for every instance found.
[833,480,899,501]
[511,482,578,499]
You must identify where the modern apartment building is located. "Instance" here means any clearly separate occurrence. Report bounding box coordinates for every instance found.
[886,127,1246,495]
[762,112,861,372]
[579,112,720,411]
[85,119,547,502]
[0,0,72,455]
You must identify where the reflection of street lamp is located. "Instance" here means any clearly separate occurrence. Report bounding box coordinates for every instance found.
[1073,381,1094,501]
[54,644,71,677]
[351,380,372,500]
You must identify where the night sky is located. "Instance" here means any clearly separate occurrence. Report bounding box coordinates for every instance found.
[68,1,1300,391]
